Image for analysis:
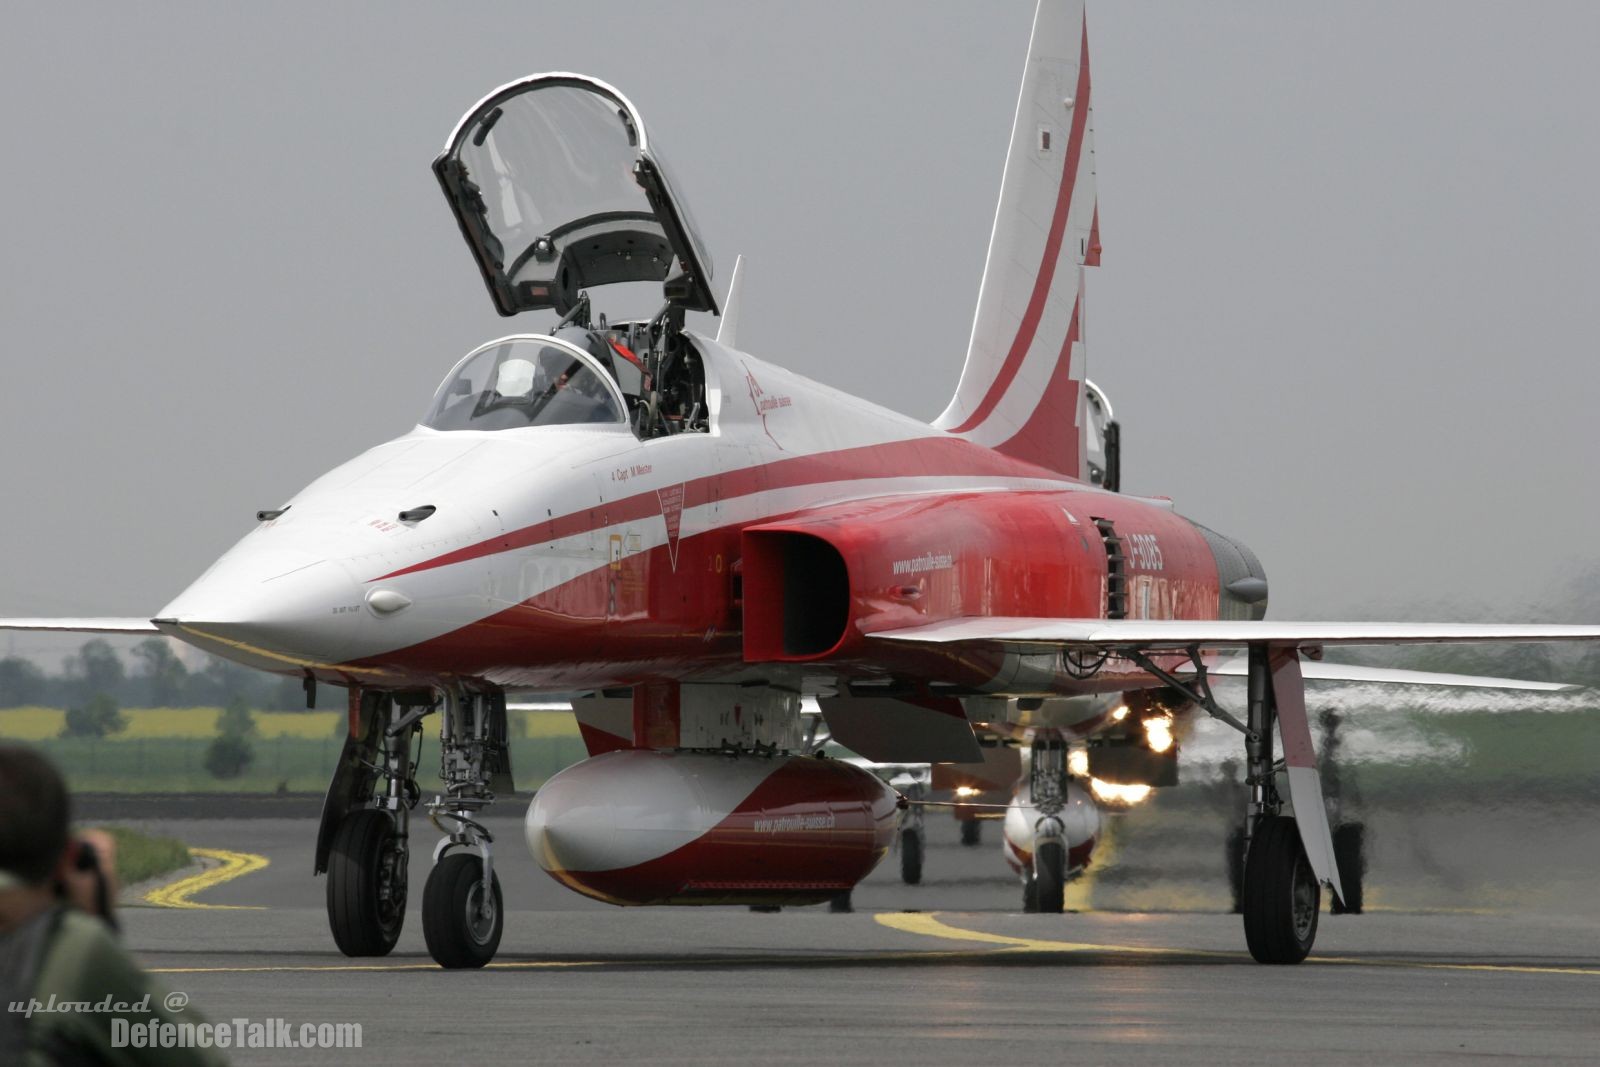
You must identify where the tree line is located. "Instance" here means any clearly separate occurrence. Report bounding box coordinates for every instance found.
[0,638,322,712]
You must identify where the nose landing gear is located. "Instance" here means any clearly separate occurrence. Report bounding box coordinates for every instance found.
[423,840,503,969]
[898,780,925,885]
[1030,736,1069,914]
[422,689,511,969]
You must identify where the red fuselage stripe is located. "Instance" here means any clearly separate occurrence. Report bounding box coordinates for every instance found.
[370,435,1075,582]
[947,16,1092,436]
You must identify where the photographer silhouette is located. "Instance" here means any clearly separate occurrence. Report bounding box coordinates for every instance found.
[0,745,224,1065]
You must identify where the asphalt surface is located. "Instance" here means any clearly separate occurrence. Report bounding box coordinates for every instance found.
[101,797,1600,1066]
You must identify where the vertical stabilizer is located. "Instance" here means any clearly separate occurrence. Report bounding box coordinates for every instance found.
[936,0,1100,478]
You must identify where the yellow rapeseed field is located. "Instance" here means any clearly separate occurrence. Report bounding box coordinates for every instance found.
[0,707,341,739]
[0,706,579,741]
[0,707,65,740]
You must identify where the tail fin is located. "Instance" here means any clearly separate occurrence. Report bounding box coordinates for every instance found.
[935,0,1100,478]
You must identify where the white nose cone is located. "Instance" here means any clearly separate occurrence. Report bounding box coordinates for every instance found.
[157,549,362,666]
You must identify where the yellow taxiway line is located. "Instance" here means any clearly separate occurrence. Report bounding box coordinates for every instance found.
[144,848,270,910]
[148,950,985,976]
[875,912,1600,977]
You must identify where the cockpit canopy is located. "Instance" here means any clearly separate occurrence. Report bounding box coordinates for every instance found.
[434,74,718,318]
[422,336,627,432]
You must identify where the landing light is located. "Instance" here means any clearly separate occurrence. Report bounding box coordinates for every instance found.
[1068,749,1089,777]
[1089,778,1152,805]
[1109,705,1129,723]
[954,786,982,798]
[1143,715,1175,754]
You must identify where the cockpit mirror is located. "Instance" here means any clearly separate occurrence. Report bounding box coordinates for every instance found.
[435,75,718,319]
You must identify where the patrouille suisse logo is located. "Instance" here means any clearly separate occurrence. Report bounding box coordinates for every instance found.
[657,483,685,570]
[742,362,791,449]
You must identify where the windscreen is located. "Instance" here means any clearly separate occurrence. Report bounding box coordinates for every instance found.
[423,339,625,431]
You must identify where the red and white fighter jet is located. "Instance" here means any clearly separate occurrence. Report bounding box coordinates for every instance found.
[6,0,1597,967]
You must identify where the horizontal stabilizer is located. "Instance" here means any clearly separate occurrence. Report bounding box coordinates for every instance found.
[0,617,159,634]
[1212,658,1577,692]
[870,617,1600,652]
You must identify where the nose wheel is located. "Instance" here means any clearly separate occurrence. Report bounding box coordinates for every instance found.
[1032,835,1066,914]
[898,827,925,885]
[423,852,504,969]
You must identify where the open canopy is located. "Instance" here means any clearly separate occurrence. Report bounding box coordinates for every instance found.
[435,74,718,318]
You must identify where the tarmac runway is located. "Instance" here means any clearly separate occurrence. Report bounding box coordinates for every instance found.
[100,798,1600,1065]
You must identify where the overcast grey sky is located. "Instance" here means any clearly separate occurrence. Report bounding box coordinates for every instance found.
[3,1,1598,664]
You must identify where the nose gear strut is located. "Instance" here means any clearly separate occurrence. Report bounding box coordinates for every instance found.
[422,688,512,969]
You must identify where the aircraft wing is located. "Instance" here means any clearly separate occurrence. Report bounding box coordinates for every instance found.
[869,617,1600,652]
[0,618,159,634]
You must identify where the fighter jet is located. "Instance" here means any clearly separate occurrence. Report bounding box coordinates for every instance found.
[6,0,1597,968]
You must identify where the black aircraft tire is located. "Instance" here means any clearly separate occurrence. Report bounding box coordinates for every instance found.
[422,852,503,969]
[1022,873,1039,913]
[1241,815,1320,964]
[900,830,924,885]
[1035,840,1066,914]
[325,810,405,957]
[828,891,854,914]
[902,831,928,889]
[960,820,982,847]
[1331,822,1366,915]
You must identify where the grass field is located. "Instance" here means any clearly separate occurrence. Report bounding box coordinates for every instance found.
[97,826,192,884]
[0,706,587,793]
[4,703,1593,796]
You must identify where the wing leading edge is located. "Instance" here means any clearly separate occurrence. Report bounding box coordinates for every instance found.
[872,617,1600,692]
[871,617,1600,651]
[0,618,160,635]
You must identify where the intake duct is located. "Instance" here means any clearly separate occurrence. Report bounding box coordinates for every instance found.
[741,530,850,660]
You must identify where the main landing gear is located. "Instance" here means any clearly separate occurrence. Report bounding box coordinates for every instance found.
[317,688,512,969]
[321,691,420,958]
[1241,815,1318,962]
[1235,646,1337,963]
[1129,644,1346,964]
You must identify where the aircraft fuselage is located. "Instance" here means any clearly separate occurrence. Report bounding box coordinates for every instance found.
[155,332,1252,699]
